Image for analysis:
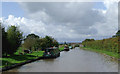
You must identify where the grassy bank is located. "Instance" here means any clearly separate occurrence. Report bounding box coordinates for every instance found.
[82,37,119,53]
[1,51,44,68]
[81,37,120,59]
[80,47,118,59]
[1,46,64,68]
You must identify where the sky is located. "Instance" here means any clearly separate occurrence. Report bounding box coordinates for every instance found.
[0,0,119,42]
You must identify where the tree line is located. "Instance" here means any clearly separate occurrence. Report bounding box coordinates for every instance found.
[1,24,59,56]
[22,34,59,51]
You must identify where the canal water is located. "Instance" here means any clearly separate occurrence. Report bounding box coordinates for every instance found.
[6,47,118,72]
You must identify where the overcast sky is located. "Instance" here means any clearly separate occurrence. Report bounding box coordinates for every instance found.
[0,0,119,42]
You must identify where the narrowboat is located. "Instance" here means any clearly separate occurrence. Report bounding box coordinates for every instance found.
[43,47,60,58]
[64,46,69,51]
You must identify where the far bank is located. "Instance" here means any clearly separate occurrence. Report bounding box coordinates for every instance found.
[81,37,119,60]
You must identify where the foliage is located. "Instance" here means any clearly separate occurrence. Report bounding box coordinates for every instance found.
[23,35,59,51]
[23,37,37,51]
[52,39,59,47]
[82,39,95,42]
[82,37,118,54]
[6,26,23,55]
[44,36,59,47]
[74,44,80,47]
[2,25,59,56]
[81,47,118,58]
[2,25,23,56]
[23,33,40,51]
[33,38,41,51]
[1,51,44,68]
[2,27,8,55]
[24,33,39,40]
[39,36,59,50]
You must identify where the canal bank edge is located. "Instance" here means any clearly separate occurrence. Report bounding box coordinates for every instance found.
[80,47,118,61]
[1,57,44,72]
[1,49,64,72]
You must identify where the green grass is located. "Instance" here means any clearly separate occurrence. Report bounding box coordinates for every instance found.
[82,37,118,54]
[1,45,65,68]
[59,47,64,51]
[27,51,44,57]
[80,47,118,59]
[15,47,25,54]
[1,51,44,68]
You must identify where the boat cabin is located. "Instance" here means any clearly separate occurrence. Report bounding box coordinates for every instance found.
[43,47,60,58]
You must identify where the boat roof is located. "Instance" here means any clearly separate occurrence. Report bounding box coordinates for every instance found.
[46,47,58,50]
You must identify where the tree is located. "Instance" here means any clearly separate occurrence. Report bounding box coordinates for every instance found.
[33,38,41,51]
[23,35,59,51]
[44,36,53,47]
[2,27,8,56]
[43,36,59,48]
[52,39,59,47]
[23,33,39,51]
[39,36,59,50]
[24,33,39,40]
[1,24,8,55]
[7,26,23,55]
[23,38,34,51]
[39,38,47,50]
[83,39,95,42]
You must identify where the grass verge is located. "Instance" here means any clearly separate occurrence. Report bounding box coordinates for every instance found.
[80,47,119,59]
[0,51,44,68]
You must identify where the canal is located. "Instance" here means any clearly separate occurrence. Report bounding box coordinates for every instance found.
[6,47,118,72]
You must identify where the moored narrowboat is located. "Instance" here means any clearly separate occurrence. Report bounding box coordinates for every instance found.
[64,46,69,51]
[43,47,60,58]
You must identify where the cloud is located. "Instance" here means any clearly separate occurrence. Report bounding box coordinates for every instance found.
[18,3,104,36]
[1,1,118,42]
[20,2,104,25]
[1,15,46,36]
[92,0,118,36]
[1,15,92,42]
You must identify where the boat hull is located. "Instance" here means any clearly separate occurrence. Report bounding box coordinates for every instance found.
[64,48,69,51]
[43,52,60,59]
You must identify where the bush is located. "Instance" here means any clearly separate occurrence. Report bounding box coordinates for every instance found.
[74,44,79,47]
[82,37,118,53]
